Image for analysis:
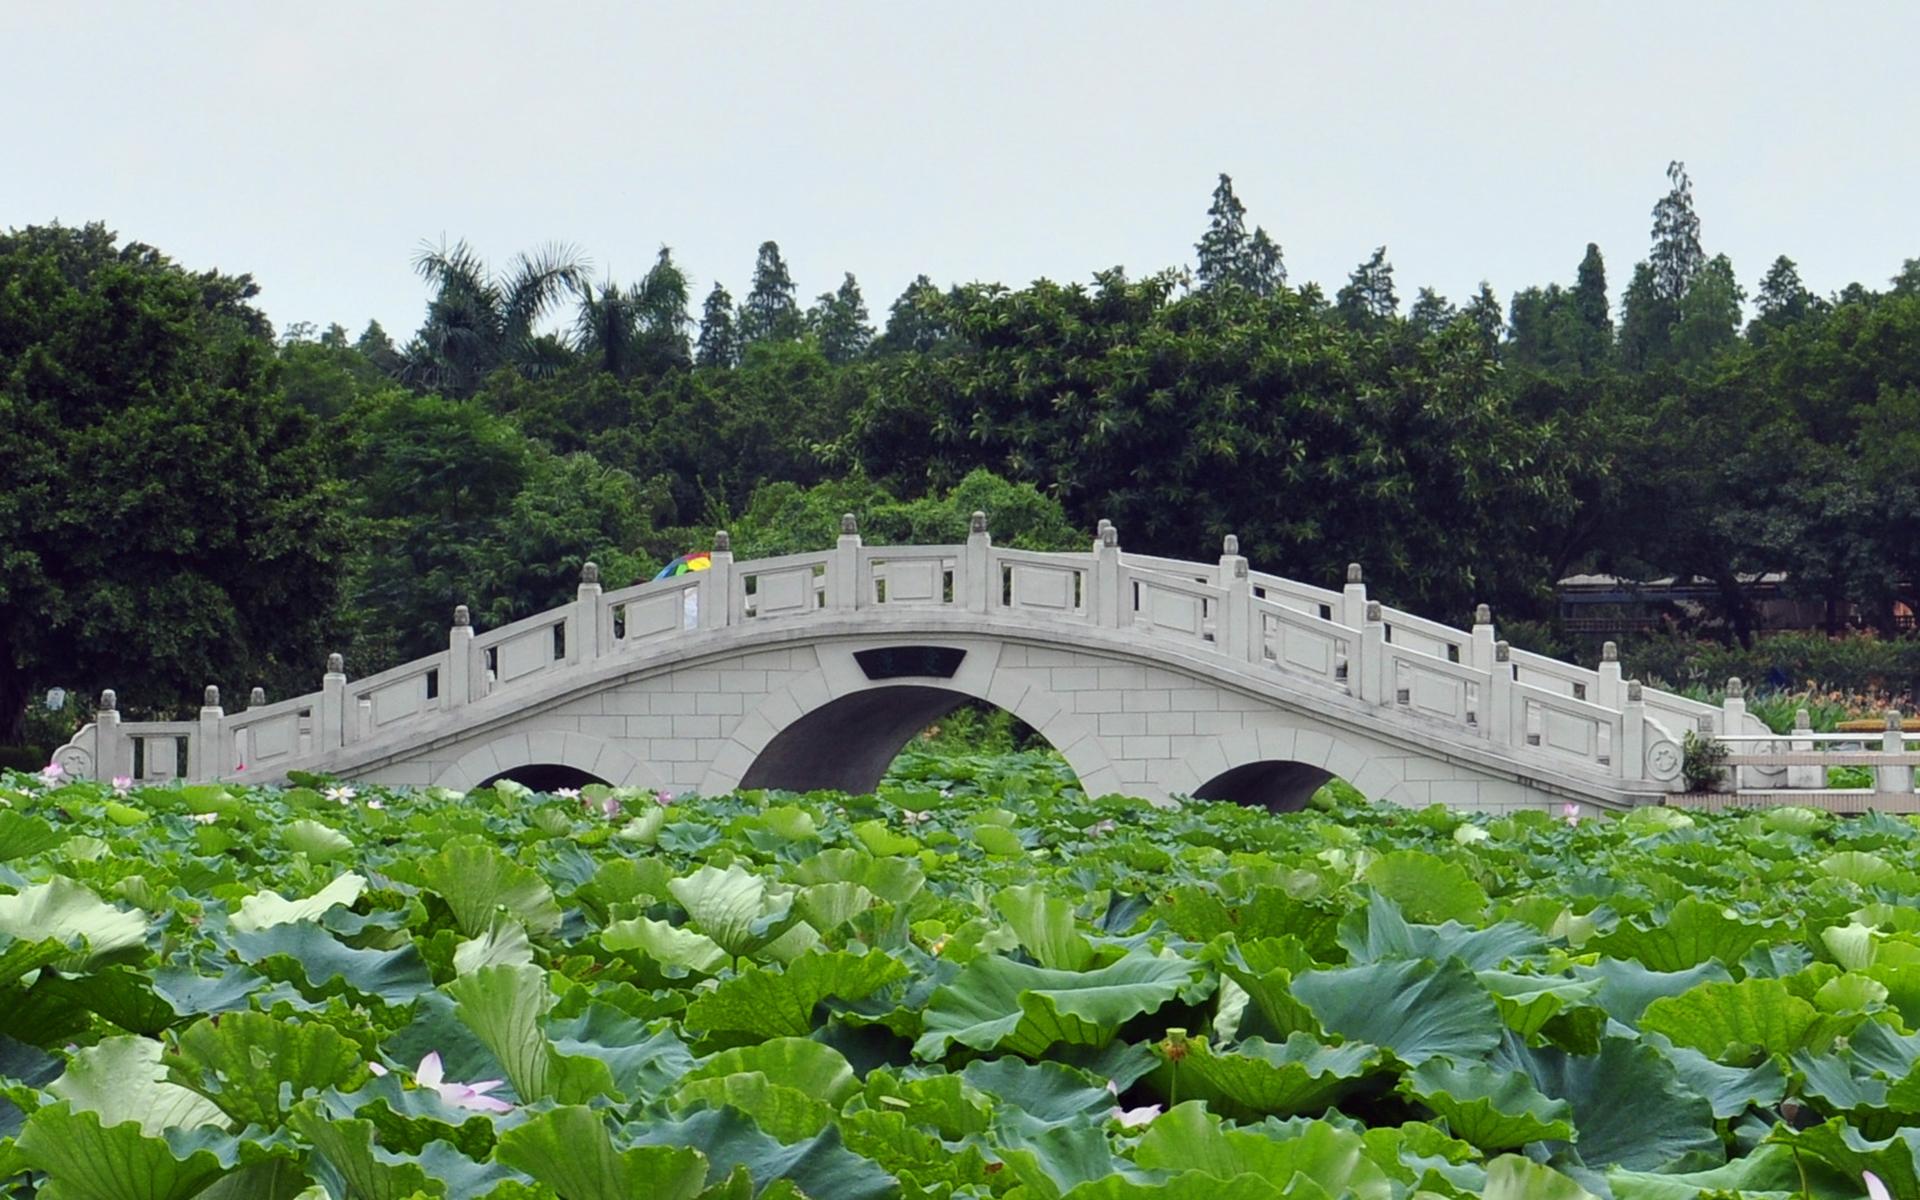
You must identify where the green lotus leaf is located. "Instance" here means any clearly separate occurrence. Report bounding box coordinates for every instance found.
[47,1036,227,1136]
[672,1072,836,1140]
[280,819,354,863]
[494,1105,707,1200]
[1641,976,1852,1063]
[601,914,729,976]
[1500,1035,1722,1171]
[34,965,177,1035]
[628,1105,897,1200]
[1291,958,1504,1066]
[859,1069,994,1137]
[790,848,926,903]
[686,1036,858,1105]
[447,962,615,1104]
[1398,1057,1575,1151]
[1134,1101,1392,1200]
[0,810,67,862]
[290,1101,519,1199]
[1589,896,1776,973]
[0,877,148,970]
[1338,891,1546,969]
[668,863,801,960]
[417,840,562,938]
[549,1003,693,1103]
[994,883,1095,970]
[15,1104,246,1200]
[1764,1118,1920,1200]
[794,881,876,936]
[915,951,1200,1059]
[1572,958,1732,1025]
[1147,1030,1375,1120]
[1476,970,1605,1040]
[229,872,366,933]
[1605,1141,1845,1200]
[453,915,535,976]
[1482,1154,1599,1200]
[230,922,433,1006]
[1362,850,1489,924]
[170,1011,365,1127]
[1821,851,1899,887]
[685,949,907,1041]
[961,1056,1114,1128]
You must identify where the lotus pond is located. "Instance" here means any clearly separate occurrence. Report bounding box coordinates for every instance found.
[2,748,1919,1198]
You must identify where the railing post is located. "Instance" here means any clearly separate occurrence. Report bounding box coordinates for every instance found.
[449,606,475,705]
[95,689,123,782]
[1341,563,1368,630]
[1621,679,1646,781]
[1787,707,1822,790]
[1722,678,1748,790]
[574,562,602,663]
[1488,641,1515,745]
[1469,604,1495,672]
[831,514,861,611]
[1359,600,1385,705]
[1595,641,1623,711]
[1880,710,1909,796]
[1218,534,1254,661]
[1092,521,1122,627]
[965,511,991,614]
[701,531,734,629]
[319,653,347,751]
[196,686,223,781]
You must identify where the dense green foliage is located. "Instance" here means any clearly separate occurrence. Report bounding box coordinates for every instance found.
[7,160,1920,740]
[7,757,1920,1196]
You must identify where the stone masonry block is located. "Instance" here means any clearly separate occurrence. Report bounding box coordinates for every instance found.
[1194,711,1244,735]
[669,669,722,693]
[1072,691,1122,714]
[697,692,745,715]
[626,715,673,739]
[1050,667,1100,692]
[1121,735,1171,760]
[1121,690,1172,713]
[1147,711,1195,737]
[672,714,721,739]
[1099,712,1147,737]
[1169,688,1220,711]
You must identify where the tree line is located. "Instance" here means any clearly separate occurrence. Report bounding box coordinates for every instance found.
[4,161,1918,743]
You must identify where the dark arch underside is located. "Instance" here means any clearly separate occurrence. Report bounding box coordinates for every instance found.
[739,685,975,795]
[479,763,609,792]
[1193,759,1334,813]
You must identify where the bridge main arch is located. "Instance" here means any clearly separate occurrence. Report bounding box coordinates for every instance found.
[697,641,1115,798]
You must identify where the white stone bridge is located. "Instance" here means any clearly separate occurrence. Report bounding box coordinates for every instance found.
[57,516,1858,814]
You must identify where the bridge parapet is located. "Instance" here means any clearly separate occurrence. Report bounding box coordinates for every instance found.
[59,518,1715,798]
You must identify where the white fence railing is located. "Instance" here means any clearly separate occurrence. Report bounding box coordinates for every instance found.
[57,517,1764,796]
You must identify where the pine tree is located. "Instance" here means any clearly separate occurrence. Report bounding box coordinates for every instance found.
[1406,288,1456,336]
[1195,174,1249,291]
[1195,174,1285,295]
[739,240,800,345]
[1672,252,1744,363]
[696,282,739,368]
[1335,247,1397,328]
[808,273,874,364]
[1753,255,1813,324]
[1572,243,1610,341]
[874,274,950,355]
[1650,161,1704,303]
[1464,283,1504,354]
[1616,262,1671,370]
[355,320,404,375]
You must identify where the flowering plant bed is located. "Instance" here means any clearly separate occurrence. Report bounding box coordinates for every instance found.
[0,750,1913,1197]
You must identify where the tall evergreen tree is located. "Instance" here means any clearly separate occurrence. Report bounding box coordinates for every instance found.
[739,240,801,345]
[1406,287,1456,336]
[1671,252,1744,363]
[1572,243,1611,346]
[355,319,404,374]
[1194,174,1284,295]
[807,272,873,364]
[696,282,740,368]
[874,274,951,355]
[1649,161,1704,303]
[1335,247,1397,328]
[1751,254,1814,336]
[1616,261,1672,370]
[1464,282,1504,354]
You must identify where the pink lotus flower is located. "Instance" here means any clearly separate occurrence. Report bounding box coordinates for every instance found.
[401,1051,512,1113]
[111,776,133,795]
[597,795,621,819]
[324,785,358,806]
[365,797,385,810]
[1561,802,1582,826]
[1865,1171,1890,1200]
[655,789,674,807]
[38,762,64,783]
[556,787,581,800]
[1106,1080,1160,1128]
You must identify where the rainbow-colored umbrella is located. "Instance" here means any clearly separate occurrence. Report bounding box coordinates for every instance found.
[653,551,713,581]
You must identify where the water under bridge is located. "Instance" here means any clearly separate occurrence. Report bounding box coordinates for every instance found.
[54,516,1919,813]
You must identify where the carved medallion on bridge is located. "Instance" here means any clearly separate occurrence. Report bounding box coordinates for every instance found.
[1645,739,1683,782]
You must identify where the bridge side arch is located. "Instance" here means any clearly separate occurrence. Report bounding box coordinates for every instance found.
[432,731,665,793]
[697,660,1118,799]
[1157,725,1414,811]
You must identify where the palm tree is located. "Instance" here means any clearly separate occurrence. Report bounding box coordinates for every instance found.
[401,239,590,396]
[571,247,692,379]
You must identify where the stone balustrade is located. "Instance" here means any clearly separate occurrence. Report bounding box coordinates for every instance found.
[54,516,1790,802]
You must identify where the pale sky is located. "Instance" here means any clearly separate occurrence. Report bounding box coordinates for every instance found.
[5,3,1915,341]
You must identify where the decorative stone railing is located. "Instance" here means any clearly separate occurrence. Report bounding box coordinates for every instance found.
[57,515,1735,794]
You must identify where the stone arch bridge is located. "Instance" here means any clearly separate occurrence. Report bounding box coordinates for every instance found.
[57,517,1768,813]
